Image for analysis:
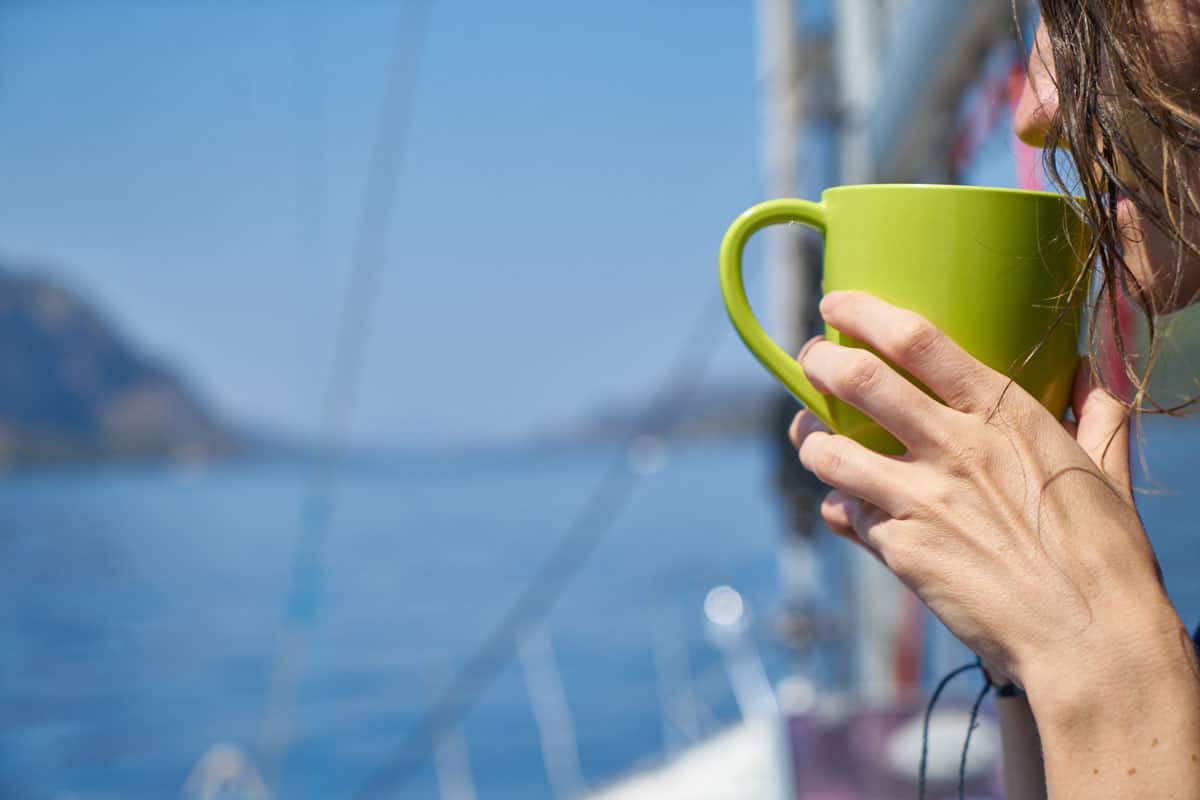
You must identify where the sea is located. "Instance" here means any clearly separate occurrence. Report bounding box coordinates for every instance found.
[2,421,1199,799]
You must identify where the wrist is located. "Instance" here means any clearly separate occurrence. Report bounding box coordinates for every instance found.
[1021,598,1197,728]
[1018,600,1200,794]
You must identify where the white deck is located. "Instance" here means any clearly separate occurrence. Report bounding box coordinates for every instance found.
[585,721,783,800]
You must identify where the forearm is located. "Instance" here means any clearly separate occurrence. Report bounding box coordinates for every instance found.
[998,692,1048,800]
[1025,608,1200,799]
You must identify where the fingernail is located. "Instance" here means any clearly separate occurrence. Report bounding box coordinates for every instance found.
[793,412,829,440]
[790,413,811,444]
[797,335,823,361]
[819,292,845,315]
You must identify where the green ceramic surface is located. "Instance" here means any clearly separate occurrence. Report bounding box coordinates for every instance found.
[719,184,1092,454]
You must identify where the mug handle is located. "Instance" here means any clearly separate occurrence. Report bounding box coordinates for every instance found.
[719,198,833,427]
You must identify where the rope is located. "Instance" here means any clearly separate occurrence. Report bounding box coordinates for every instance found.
[918,658,986,800]
[958,669,994,799]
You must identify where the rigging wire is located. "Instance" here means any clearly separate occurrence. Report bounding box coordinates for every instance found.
[351,272,755,799]
[255,0,435,791]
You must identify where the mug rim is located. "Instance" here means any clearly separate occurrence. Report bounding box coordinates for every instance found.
[823,183,1075,202]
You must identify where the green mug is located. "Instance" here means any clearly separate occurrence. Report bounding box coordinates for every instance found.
[719,184,1092,454]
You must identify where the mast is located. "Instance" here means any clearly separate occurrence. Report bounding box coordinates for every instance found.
[830,0,1023,701]
[757,0,807,356]
[831,0,910,707]
[755,3,815,797]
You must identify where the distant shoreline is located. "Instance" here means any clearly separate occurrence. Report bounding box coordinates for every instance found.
[0,262,239,467]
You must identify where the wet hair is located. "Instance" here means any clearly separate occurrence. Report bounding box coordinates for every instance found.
[1034,0,1200,412]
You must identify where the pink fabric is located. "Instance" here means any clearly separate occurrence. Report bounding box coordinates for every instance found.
[1009,61,1045,193]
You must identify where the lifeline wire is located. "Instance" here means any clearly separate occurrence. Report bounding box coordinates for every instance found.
[351,285,747,799]
[255,0,435,790]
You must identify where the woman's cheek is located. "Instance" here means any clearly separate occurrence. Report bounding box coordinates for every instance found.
[1115,196,1200,312]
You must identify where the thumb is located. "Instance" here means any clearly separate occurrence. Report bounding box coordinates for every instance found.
[1072,358,1132,496]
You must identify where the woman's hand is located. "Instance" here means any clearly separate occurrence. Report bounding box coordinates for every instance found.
[786,290,1177,691]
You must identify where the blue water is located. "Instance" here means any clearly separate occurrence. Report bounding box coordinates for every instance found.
[0,438,801,798]
[1,425,1198,799]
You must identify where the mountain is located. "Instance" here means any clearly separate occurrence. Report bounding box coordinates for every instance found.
[0,263,239,465]
[536,380,780,447]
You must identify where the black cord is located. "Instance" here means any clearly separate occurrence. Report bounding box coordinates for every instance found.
[918,659,981,800]
[959,667,993,799]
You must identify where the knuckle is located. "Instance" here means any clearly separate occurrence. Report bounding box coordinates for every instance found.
[960,369,1014,415]
[803,435,846,485]
[837,351,884,398]
[857,510,886,548]
[888,551,918,583]
[879,533,921,581]
[979,386,1035,433]
[945,437,987,480]
[896,469,955,520]
[859,526,883,553]
[895,315,941,364]
[916,410,956,451]
[816,441,845,484]
[935,413,991,467]
[942,382,979,414]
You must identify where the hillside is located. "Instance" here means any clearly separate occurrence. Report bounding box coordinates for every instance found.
[0,264,238,464]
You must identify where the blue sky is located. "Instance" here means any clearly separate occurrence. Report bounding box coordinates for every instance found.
[0,1,803,445]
